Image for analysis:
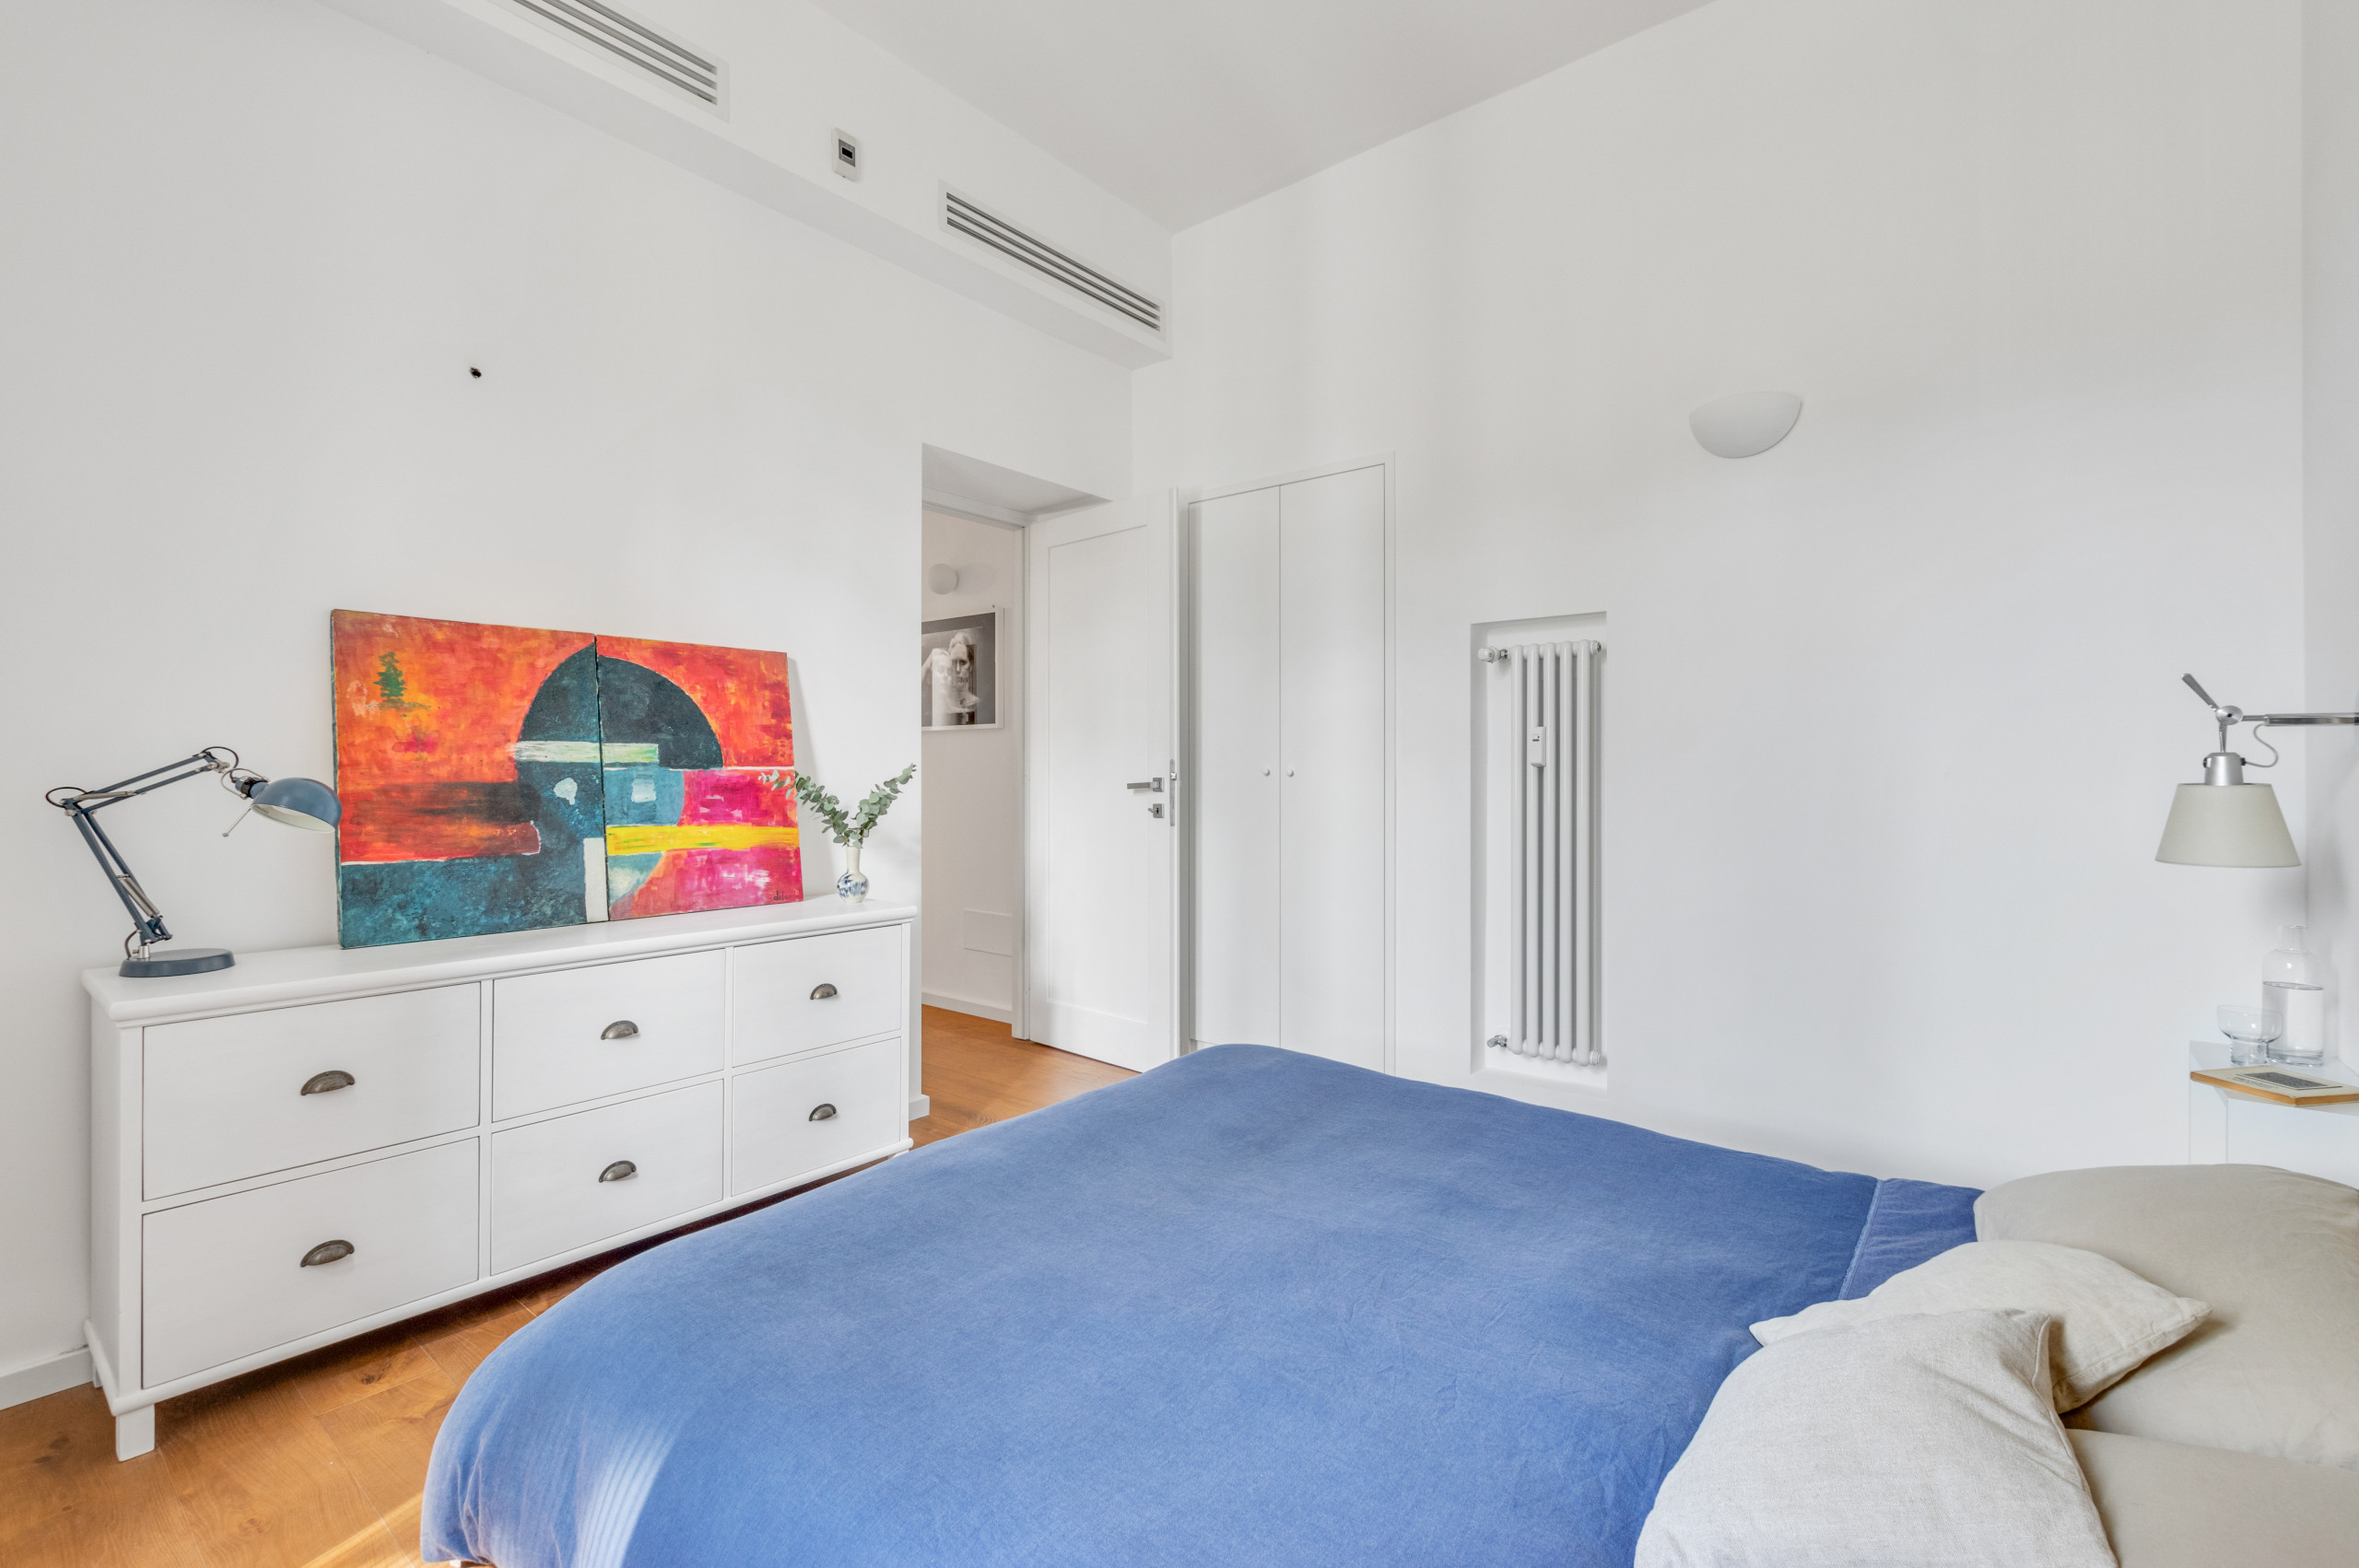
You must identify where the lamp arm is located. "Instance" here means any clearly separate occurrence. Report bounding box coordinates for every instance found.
[63,802,172,953]
[44,748,241,959]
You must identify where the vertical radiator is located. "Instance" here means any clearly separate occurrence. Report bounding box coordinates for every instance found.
[1482,639,1600,1066]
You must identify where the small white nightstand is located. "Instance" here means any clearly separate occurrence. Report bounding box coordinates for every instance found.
[2188,1041,2359,1188]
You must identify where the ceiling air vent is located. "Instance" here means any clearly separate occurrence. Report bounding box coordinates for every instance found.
[945,191,1162,334]
[501,0,724,110]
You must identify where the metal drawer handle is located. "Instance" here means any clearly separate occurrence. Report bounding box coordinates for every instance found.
[599,1160,638,1183]
[808,1103,838,1121]
[299,1239,354,1269]
[601,1020,640,1040]
[299,1070,356,1096]
[808,983,838,1000]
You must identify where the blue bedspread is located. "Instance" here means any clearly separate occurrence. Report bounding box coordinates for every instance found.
[423,1046,1973,1568]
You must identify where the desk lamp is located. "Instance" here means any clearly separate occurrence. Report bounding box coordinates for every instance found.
[46,746,340,977]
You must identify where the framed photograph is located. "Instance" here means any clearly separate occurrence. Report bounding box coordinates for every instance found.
[921,611,998,729]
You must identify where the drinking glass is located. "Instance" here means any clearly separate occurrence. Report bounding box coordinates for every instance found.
[2217,1005,2284,1067]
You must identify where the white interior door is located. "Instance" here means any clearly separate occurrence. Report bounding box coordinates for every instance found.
[1278,466,1388,1071]
[1026,492,1179,1072]
[1190,486,1283,1048]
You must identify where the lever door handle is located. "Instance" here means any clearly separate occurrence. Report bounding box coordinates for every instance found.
[601,1020,640,1040]
[300,1071,356,1096]
[1124,778,1165,791]
[599,1160,638,1183]
[809,983,839,1000]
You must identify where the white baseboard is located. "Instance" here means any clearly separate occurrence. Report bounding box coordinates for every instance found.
[0,1344,94,1412]
[908,1094,932,1121]
[922,990,1013,1024]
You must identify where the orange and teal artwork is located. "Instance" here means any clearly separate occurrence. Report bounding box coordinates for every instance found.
[332,612,802,948]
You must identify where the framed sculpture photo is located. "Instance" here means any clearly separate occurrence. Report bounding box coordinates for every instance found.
[920,611,997,729]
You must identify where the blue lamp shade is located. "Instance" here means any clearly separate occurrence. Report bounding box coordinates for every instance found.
[247,776,341,832]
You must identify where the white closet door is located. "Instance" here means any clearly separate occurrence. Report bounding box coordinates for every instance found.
[1191,487,1283,1047]
[1278,466,1387,1071]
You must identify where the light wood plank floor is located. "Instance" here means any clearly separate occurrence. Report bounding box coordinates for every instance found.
[0,1009,1131,1568]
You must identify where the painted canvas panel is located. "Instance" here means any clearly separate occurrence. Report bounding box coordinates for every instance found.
[333,611,608,947]
[594,637,803,920]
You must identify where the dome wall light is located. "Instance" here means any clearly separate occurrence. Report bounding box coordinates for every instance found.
[926,564,960,594]
[1690,391,1804,459]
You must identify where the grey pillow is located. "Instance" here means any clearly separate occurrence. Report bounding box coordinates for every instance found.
[1636,1310,2115,1568]
[2071,1429,2359,1568]
[1976,1164,2359,1470]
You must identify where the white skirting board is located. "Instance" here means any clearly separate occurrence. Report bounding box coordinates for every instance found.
[0,1344,95,1412]
[922,990,1013,1024]
[908,1094,932,1120]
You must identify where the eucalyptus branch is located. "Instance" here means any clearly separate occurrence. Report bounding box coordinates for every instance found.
[760,764,915,848]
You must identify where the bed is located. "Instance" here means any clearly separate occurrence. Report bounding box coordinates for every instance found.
[422,1045,1976,1567]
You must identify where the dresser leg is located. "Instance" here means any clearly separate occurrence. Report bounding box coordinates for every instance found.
[114,1404,155,1461]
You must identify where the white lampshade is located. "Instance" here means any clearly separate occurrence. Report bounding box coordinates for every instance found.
[2155,782,2299,867]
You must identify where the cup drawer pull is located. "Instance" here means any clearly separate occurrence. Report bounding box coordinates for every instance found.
[299,1239,355,1269]
[299,1070,356,1096]
[600,1020,640,1040]
[808,1103,839,1122]
[599,1160,638,1183]
[808,983,839,1000]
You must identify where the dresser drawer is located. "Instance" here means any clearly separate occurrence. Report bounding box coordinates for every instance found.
[142,1140,478,1388]
[489,1081,722,1274]
[731,1036,901,1195]
[143,987,481,1200]
[731,926,904,1066]
[492,952,724,1120]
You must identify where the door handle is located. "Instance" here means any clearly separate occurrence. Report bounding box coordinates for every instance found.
[299,1070,356,1096]
[599,1160,638,1183]
[809,983,839,1000]
[601,1020,640,1040]
[299,1240,354,1269]
[808,1103,838,1121]
[1124,778,1165,791]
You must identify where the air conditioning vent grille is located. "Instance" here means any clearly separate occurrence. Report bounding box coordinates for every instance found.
[502,0,722,107]
[945,191,1162,333]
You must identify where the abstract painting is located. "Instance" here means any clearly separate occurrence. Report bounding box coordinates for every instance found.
[594,636,801,921]
[332,612,801,948]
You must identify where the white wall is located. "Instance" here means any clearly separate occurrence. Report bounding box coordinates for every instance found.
[0,0,1126,1391]
[2305,0,2359,1067]
[1138,0,2308,1186]
[919,509,1025,1019]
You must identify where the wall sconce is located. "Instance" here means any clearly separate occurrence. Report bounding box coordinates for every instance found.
[2156,674,2356,867]
[1690,391,1803,458]
[46,746,341,977]
[927,564,961,594]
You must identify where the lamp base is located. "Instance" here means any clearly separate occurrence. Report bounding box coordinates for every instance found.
[121,947,235,978]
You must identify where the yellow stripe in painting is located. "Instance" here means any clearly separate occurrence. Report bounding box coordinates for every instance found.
[603,824,801,855]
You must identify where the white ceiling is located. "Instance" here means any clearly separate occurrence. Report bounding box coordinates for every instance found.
[812,0,1713,231]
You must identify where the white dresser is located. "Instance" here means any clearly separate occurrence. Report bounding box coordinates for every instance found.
[84,898,915,1460]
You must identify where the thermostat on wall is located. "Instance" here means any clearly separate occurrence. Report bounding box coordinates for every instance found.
[833,130,861,180]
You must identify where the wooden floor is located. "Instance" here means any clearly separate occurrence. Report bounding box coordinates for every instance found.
[0,1009,1131,1568]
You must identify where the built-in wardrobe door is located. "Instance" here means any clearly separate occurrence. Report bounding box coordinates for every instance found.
[1277,466,1386,1071]
[1191,486,1283,1047]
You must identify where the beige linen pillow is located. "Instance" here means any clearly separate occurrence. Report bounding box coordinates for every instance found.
[1976,1164,2359,1470]
[2069,1429,2359,1568]
[1636,1309,2114,1568]
[1750,1239,2208,1410]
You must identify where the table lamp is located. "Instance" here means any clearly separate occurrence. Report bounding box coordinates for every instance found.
[46,745,341,977]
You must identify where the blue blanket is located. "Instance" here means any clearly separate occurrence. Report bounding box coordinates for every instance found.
[423,1046,1973,1567]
